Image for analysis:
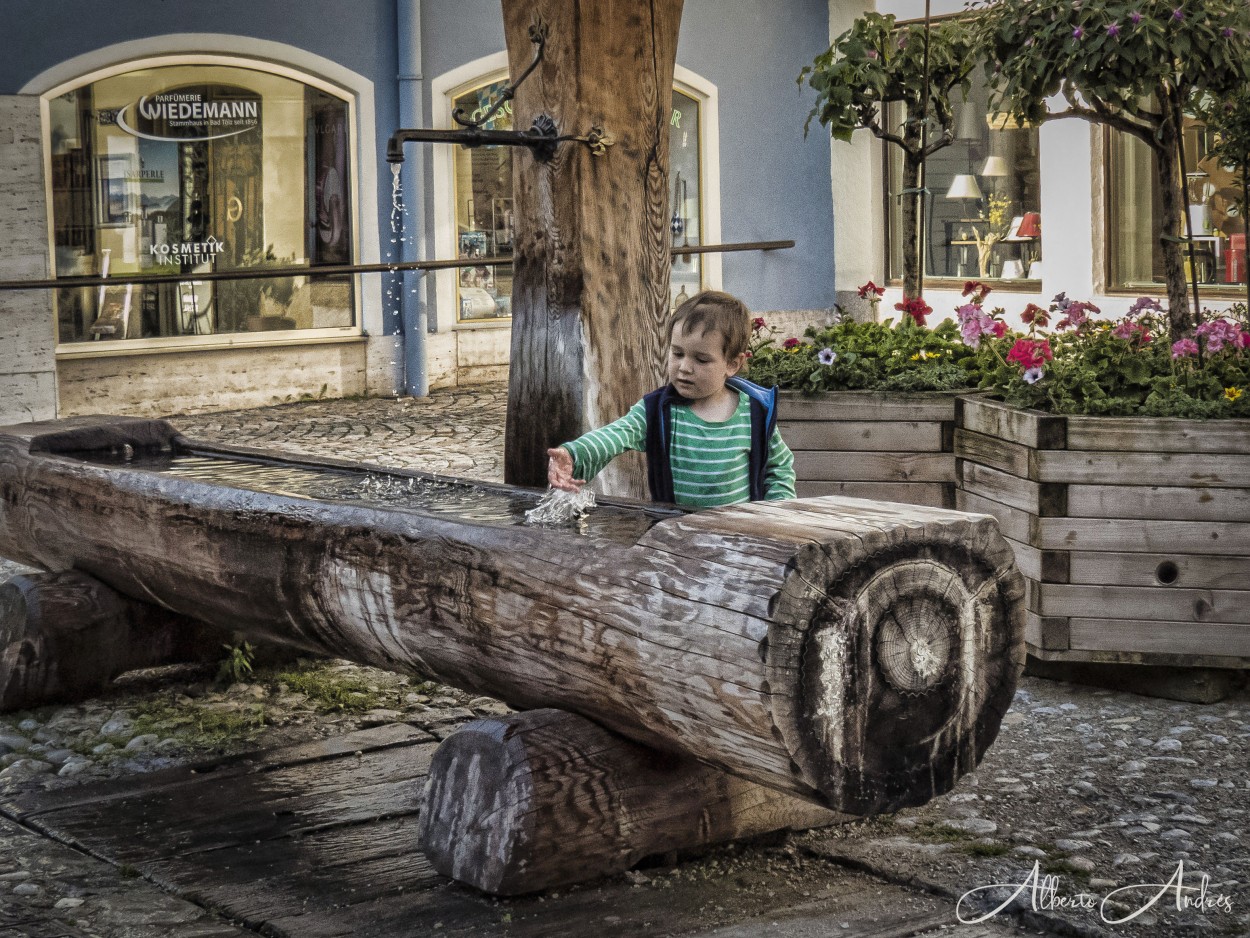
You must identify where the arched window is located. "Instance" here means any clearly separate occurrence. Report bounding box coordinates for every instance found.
[46,61,356,346]
[435,60,718,325]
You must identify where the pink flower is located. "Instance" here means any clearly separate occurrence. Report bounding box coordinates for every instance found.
[858,281,885,299]
[1195,318,1243,354]
[1171,338,1200,359]
[992,321,1007,338]
[1126,296,1163,317]
[1112,320,1152,344]
[1007,338,1053,371]
[962,280,993,300]
[752,317,767,334]
[783,337,801,351]
[956,303,1004,349]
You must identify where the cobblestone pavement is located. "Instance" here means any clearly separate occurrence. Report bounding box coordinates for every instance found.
[2,383,1248,937]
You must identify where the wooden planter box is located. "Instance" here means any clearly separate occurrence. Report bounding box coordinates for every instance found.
[954,396,1250,669]
[777,391,959,508]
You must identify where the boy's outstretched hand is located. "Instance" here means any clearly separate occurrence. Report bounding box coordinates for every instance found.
[546,447,585,492]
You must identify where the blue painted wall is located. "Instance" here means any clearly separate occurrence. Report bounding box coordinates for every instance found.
[680,0,835,311]
[1,0,835,318]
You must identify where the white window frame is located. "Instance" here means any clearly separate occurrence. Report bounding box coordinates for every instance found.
[30,45,373,358]
[430,53,722,331]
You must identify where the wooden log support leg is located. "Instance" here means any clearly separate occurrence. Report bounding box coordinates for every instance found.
[0,570,220,711]
[417,708,843,896]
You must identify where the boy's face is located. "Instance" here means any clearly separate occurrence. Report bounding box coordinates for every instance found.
[667,321,746,401]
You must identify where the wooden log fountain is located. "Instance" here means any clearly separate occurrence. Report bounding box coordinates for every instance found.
[0,415,1024,822]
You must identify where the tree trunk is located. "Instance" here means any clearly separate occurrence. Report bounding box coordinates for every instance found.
[418,708,842,895]
[1155,106,1192,338]
[899,140,923,301]
[0,417,1025,814]
[502,0,682,497]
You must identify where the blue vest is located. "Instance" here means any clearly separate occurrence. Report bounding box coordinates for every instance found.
[641,376,779,505]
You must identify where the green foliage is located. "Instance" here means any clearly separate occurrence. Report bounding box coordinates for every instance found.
[216,640,255,686]
[800,13,978,143]
[974,301,1250,418]
[974,0,1250,134]
[747,316,981,395]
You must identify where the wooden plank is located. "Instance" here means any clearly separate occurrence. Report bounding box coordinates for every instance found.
[1068,550,1250,590]
[778,391,958,423]
[1001,535,1068,583]
[4,723,432,820]
[1024,611,1070,651]
[792,451,955,483]
[953,428,1033,477]
[1065,415,1250,454]
[794,480,953,509]
[956,396,1065,449]
[777,420,944,452]
[1026,643,1250,668]
[959,462,1065,516]
[1066,483,1250,522]
[956,490,1035,544]
[1068,617,1250,658]
[1035,450,1250,487]
[26,739,440,864]
[1034,517,1250,553]
[1036,583,1250,625]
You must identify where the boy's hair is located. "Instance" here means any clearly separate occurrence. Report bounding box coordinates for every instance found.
[670,290,751,359]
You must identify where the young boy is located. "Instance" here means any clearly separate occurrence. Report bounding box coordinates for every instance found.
[547,290,796,508]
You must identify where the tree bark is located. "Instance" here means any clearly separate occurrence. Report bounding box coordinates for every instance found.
[418,708,842,895]
[899,133,923,301]
[0,417,1025,813]
[501,0,682,497]
[1155,105,1193,337]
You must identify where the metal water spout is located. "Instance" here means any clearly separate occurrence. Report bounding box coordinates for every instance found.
[386,117,560,164]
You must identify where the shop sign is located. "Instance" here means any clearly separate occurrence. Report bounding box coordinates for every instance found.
[149,236,227,267]
[117,89,261,143]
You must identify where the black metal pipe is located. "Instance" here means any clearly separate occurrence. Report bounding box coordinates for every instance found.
[0,242,796,293]
[387,121,558,163]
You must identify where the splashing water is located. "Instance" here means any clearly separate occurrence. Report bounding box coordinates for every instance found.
[525,487,596,525]
[389,163,405,237]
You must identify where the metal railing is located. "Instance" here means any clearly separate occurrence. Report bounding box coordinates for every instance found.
[0,241,794,293]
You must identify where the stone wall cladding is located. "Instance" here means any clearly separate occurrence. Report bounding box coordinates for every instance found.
[0,95,55,424]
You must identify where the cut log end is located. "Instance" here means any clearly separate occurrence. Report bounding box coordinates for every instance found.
[771,514,1025,814]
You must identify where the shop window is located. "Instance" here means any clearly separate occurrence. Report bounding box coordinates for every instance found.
[886,81,1042,286]
[47,64,355,346]
[450,81,704,324]
[1107,120,1246,293]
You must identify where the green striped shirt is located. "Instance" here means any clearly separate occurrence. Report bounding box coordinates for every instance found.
[563,390,797,508]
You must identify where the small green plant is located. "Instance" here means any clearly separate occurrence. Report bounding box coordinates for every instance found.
[217,640,256,686]
[272,662,388,713]
[119,864,140,879]
[747,303,981,396]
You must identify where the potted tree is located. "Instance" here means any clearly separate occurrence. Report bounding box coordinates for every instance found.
[800,13,977,301]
